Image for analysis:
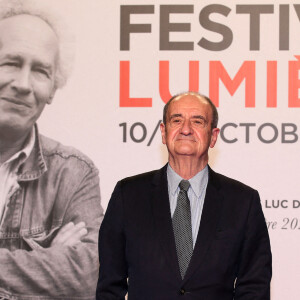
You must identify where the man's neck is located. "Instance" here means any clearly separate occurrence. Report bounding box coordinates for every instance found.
[0,129,31,164]
[168,155,208,180]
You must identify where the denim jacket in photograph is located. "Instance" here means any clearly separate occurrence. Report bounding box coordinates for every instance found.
[0,126,103,300]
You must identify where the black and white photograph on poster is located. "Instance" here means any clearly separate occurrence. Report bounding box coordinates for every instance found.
[0,0,103,299]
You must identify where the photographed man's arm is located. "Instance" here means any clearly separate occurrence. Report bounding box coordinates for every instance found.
[0,167,103,299]
[234,190,272,299]
[96,182,128,300]
[50,221,88,246]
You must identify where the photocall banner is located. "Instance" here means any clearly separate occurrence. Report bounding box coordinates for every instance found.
[39,1,299,299]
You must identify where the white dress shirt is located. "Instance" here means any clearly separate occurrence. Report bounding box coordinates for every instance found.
[0,129,35,223]
[167,164,209,247]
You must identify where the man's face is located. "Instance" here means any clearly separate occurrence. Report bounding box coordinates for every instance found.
[0,14,58,136]
[160,94,219,162]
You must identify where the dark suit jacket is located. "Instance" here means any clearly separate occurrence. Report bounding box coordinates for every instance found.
[96,165,272,300]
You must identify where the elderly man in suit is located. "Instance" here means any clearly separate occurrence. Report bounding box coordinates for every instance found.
[96,91,272,300]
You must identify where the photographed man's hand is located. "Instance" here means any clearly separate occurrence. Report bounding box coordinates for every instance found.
[51,222,88,247]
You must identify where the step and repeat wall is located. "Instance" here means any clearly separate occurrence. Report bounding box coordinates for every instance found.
[40,1,299,299]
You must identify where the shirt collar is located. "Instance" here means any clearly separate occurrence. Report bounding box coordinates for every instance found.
[167,163,208,198]
[2,127,36,168]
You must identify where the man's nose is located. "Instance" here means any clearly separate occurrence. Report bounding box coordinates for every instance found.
[11,68,32,94]
[180,119,193,135]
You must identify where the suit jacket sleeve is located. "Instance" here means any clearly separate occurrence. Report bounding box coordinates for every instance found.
[96,181,128,300]
[234,190,272,299]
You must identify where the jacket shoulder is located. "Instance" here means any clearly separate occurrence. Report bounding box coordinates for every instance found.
[39,134,97,172]
[120,168,161,186]
[210,168,257,194]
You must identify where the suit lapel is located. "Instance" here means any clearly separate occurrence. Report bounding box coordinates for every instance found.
[150,165,182,281]
[183,167,223,283]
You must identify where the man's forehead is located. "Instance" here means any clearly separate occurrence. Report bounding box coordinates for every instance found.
[0,14,59,63]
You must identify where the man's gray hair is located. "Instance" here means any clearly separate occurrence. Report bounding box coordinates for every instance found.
[162,91,219,129]
[0,0,75,89]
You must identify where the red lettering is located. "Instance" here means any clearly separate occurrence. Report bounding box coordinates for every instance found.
[288,55,300,107]
[209,61,255,107]
[120,61,152,107]
[159,61,199,103]
[267,61,277,107]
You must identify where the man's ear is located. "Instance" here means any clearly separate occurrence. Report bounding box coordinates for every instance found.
[209,128,220,148]
[160,122,166,145]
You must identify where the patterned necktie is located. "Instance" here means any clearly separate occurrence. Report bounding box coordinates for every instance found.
[172,179,193,279]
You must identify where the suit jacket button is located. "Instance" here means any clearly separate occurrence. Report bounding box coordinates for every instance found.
[180,288,185,295]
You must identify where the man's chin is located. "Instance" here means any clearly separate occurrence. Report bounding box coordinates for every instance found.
[174,146,195,156]
[0,118,32,134]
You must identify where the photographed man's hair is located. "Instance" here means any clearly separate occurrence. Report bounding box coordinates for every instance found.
[162,91,219,129]
[0,0,75,89]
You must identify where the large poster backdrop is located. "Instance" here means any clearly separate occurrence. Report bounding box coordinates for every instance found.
[39,1,299,299]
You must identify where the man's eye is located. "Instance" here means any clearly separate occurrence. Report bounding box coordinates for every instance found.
[192,119,205,126]
[172,119,182,124]
[34,68,50,78]
[1,62,19,67]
